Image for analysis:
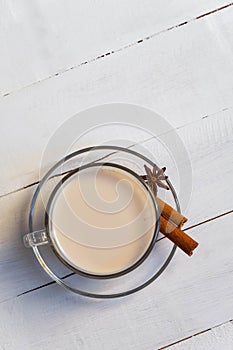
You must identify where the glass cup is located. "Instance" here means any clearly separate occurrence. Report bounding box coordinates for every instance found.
[23,146,179,298]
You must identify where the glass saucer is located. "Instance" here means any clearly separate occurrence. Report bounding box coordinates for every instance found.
[26,145,179,298]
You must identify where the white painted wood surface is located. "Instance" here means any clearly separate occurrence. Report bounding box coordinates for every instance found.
[168,321,233,350]
[1,215,233,350]
[1,110,232,303]
[0,0,230,95]
[1,1,233,349]
[1,3,233,196]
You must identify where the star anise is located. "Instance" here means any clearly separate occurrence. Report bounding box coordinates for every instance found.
[144,164,169,197]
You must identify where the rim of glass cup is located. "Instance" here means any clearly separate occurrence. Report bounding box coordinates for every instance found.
[28,145,179,298]
[45,162,160,279]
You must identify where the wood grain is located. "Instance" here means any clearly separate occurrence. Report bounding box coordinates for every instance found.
[0,6,233,196]
[0,111,232,302]
[0,0,230,95]
[1,2,233,349]
[165,321,233,349]
[0,214,232,350]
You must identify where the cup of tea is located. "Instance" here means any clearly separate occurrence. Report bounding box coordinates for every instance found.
[23,146,178,298]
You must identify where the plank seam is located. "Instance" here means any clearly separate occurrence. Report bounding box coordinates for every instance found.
[0,105,231,199]
[2,2,233,98]
[159,318,233,349]
[15,209,233,299]
[0,137,153,199]
[151,209,233,244]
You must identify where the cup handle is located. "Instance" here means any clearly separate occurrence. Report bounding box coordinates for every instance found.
[23,229,49,248]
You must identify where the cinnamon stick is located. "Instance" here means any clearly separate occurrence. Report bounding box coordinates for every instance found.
[141,173,198,255]
[160,216,198,256]
[140,175,188,228]
[157,197,187,228]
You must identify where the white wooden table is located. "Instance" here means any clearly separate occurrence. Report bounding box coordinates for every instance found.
[1,1,233,349]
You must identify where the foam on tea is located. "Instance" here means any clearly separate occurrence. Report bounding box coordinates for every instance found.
[48,165,156,275]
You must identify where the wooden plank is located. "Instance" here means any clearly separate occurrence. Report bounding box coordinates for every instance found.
[142,109,233,227]
[0,0,230,94]
[0,214,232,350]
[0,111,232,303]
[166,321,233,349]
[1,7,233,196]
